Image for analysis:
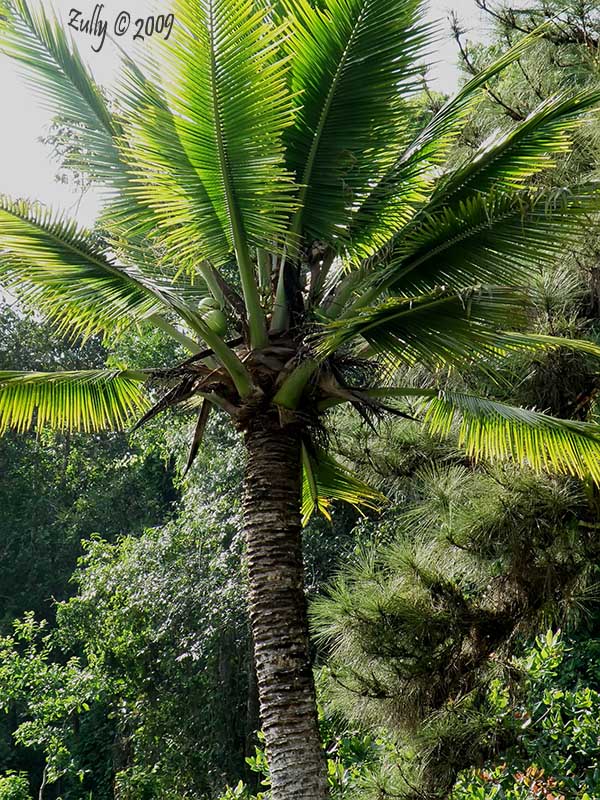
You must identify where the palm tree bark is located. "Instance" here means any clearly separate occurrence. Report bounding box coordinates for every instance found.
[243,413,329,799]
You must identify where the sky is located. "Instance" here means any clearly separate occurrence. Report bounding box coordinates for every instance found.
[0,0,489,227]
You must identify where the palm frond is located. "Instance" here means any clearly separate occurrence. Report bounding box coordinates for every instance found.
[113,57,230,274]
[320,286,600,374]
[328,386,600,484]
[422,390,600,484]
[373,185,600,296]
[434,90,600,205]
[321,287,530,368]
[157,0,297,344]
[0,0,121,180]
[0,197,185,338]
[302,443,385,524]
[0,0,215,262]
[345,25,548,258]
[0,370,149,434]
[0,196,233,359]
[284,0,430,244]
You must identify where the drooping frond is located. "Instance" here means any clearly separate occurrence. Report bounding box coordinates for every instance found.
[320,286,600,373]
[372,185,600,296]
[325,385,600,484]
[0,0,121,180]
[301,443,385,524]
[0,195,255,390]
[0,197,184,338]
[434,90,600,206]
[422,390,600,484]
[284,0,429,243]
[183,400,212,476]
[345,26,548,258]
[0,370,149,434]
[0,0,210,256]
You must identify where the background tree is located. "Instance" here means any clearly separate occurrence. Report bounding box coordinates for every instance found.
[313,445,600,798]
[3,1,600,796]
[0,303,178,627]
[0,420,248,800]
[0,304,179,797]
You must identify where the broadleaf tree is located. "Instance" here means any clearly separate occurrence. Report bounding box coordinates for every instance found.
[2,0,600,796]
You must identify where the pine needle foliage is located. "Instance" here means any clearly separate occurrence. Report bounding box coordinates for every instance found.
[312,452,600,799]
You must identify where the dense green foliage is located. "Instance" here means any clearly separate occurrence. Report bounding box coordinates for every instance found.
[0,306,178,626]
[454,629,600,800]
[0,312,362,796]
[0,305,180,795]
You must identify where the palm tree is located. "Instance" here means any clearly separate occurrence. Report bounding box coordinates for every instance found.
[2,0,600,796]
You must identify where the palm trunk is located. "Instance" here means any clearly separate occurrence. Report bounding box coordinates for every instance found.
[243,413,329,800]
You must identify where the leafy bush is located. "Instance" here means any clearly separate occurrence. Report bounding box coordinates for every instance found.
[0,773,32,800]
[455,630,600,800]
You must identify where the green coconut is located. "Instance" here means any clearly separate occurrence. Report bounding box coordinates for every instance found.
[196,296,227,336]
[198,296,220,312]
[202,308,227,337]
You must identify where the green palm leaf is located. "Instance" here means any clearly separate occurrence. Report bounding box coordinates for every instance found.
[346,26,549,258]
[321,286,600,373]
[158,0,297,344]
[323,386,600,484]
[116,57,249,307]
[422,390,600,484]
[434,90,600,206]
[0,0,172,248]
[0,196,255,392]
[0,197,187,338]
[0,0,121,180]
[113,58,229,276]
[322,287,529,366]
[0,0,169,269]
[284,0,429,244]
[0,370,149,433]
[374,185,600,296]
[302,443,385,524]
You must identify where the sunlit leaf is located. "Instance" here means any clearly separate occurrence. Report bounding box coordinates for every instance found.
[0,370,149,433]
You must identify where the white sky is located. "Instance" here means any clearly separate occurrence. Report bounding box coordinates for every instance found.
[0,0,488,227]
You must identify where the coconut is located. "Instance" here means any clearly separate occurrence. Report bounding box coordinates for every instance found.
[202,308,227,337]
[198,296,220,312]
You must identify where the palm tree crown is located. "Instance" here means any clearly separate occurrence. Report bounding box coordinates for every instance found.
[2,1,600,795]
[1,0,600,497]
